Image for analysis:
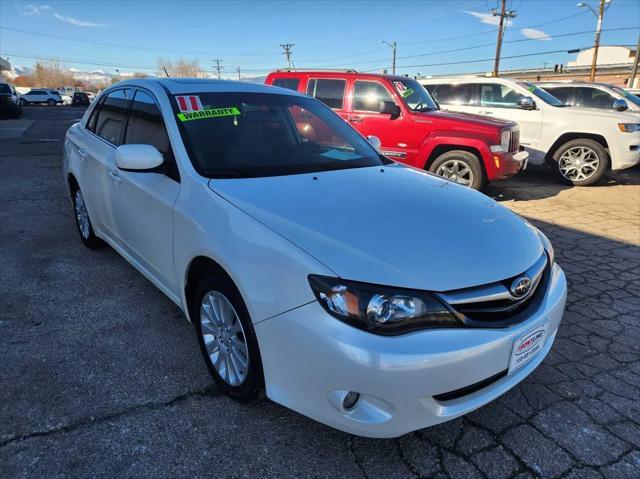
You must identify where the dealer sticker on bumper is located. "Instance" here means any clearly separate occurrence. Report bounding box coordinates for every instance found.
[508,322,549,375]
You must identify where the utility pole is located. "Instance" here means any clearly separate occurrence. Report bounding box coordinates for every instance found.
[382,40,397,75]
[492,0,517,77]
[629,34,640,88]
[280,43,294,70]
[578,0,611,82]
[236,65,241,81]
[213,59,223,79]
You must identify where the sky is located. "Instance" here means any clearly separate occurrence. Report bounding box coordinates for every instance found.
[0,0,638,78]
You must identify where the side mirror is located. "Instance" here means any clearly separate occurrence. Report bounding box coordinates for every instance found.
[367,135,382,151]
[612,99,628,111]
[517,96,535,110]
[115,144,164,172]
[379,101,401,118]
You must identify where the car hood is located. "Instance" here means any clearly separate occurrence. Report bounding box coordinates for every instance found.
[421,109,515,129]
[208,164,543,291]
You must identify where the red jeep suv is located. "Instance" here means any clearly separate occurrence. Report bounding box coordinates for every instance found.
[265,71,527,189]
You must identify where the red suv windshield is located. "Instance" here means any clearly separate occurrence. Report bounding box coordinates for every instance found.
[392,79,438,112]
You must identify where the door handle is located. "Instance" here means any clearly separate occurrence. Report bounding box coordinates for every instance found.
[348,116,363,123]
[479,111,494,115]
[78,148,87,160]
[108,170,122,184]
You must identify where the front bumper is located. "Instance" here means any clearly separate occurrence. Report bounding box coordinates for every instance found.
[493,149,529,180]
[609,131,640,170]
[255,263,566,438]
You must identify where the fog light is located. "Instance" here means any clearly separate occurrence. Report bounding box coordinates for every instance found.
[343,391,360,410]
[493,155,500,168]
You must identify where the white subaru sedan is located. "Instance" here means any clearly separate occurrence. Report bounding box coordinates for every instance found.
[63,79,567,438]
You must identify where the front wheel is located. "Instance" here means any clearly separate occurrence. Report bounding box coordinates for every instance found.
[47,99,56,106]
[194,276,263,403]
[552,139,608,186]
[428,150,485,190]
[19,98,27,106]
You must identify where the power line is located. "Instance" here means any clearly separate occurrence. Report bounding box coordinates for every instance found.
[213,59,223,79]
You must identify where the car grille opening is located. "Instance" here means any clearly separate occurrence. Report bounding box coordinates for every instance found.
[433,369,508,402]
[437,253,550,328]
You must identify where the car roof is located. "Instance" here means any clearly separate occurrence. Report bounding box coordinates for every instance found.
[267,70,414,82]
[111,77,303,96]
[419,76,521,84]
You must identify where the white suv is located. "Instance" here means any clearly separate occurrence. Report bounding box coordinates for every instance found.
[20,89,63,106]
[421,77,640,186]
[536,81,640,113]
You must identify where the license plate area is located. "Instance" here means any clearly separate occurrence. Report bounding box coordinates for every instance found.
[508,322,549,375]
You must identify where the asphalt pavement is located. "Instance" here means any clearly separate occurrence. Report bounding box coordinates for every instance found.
[1,107,639,478]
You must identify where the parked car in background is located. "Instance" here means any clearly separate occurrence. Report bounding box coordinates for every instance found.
[60,93,73,105]
[421,77,640,186]
[536,81,640,112]
[72,91,92,107]
[20,89,63,106]
[265,70,528,190]
[0,82,22,118]
[63,78,566,438]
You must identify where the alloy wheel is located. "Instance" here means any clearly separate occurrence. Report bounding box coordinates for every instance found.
[74,190,90,239]
[435,159,474,187]
[200,291,249,386]
[558,146,599,182]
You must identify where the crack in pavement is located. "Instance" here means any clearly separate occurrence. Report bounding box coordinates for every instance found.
[0,385,220,448]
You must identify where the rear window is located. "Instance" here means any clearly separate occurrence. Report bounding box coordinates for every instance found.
[306,79,346,109]
[430,83,476,106]
[94,89,132,145]
[272,78,300,91]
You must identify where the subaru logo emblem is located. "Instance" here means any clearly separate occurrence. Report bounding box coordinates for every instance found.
[510,276,532,298]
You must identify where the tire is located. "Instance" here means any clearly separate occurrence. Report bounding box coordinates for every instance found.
[19,98,27,106]
[193,274,263,403]
[428,150,485,190]
[552,139,608,186]
[72,188,103,248]
[47,99,56,106]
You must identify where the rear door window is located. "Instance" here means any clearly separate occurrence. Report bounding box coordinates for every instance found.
[94,89,132,145]
[430,83,476,106]
[306,79,346,109]
[543,87,572,105]
[352,81,394,112]
[272,78,300,91]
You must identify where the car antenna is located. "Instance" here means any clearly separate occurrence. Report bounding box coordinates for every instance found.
[162,66,170,78]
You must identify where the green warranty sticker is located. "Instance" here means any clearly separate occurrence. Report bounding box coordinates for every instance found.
[401,88,414,98]
[177,107,241,122]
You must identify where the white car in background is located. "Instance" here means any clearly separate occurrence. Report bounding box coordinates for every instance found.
[62,78,566,438]
[19,89,63,106]
[536,81,640,113]
[421,77,640,186]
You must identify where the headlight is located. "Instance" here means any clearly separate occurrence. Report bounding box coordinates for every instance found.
[618,123,640,133]
[308,275,460,335]
[500,129,511,151]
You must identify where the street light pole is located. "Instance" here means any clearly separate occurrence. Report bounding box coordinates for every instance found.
[382,41,397,75]
[578,0,611,82]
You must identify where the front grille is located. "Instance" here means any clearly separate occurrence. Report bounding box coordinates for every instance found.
[438,253,550,328]
[508,129,520,153]
[433,369,508,402]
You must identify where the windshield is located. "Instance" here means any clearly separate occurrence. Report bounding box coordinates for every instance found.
[175,92,389,178]
[392,79,438,111]
[610,86,640,107]
[518,82,565,107]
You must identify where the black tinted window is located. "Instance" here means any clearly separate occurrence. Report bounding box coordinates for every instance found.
[306,79,346,109]
[353,81,394,112]
[0,84,11,94]
[543,87,572,104]
[272,78,300,91]
[95,89,131,145]
[431,83,476,106]
[573,87,616,109]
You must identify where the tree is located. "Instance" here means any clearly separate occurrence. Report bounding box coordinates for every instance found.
[33,60,75,87]
[157,58,201,77]
[14,75,35,87]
